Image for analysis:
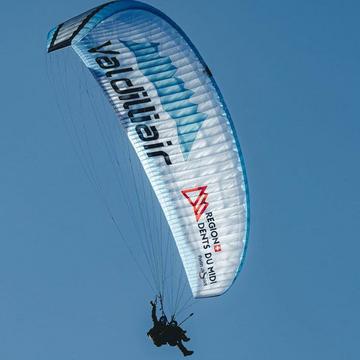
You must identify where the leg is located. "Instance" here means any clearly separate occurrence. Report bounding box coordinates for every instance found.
[176,340,194,356]
[175,327,190,342]
[180,332,190,342]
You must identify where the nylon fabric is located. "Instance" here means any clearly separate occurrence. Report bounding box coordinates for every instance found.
[47,1,249,299]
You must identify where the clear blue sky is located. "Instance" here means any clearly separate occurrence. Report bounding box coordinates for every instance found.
[1,1,359,359]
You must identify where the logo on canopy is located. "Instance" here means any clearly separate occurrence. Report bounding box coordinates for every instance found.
[122,40,208,159]
[181,186,209,221]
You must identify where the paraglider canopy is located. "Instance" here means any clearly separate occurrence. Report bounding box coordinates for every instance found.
[47,0,249,300]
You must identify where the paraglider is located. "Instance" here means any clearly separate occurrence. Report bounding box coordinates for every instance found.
[47,0,250,354]
[147,296,193,356]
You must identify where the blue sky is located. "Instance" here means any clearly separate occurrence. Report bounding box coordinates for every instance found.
[1,1,359,359]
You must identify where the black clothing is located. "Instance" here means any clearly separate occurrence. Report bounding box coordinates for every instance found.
[166,321,190,344]
[147,302,193,356]
[165,325,193,356]
[147,303,167,346]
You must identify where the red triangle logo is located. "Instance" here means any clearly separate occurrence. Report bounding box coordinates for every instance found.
[181,186,209,222]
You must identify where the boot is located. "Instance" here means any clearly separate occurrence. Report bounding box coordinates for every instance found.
[182,335,191,342]
[177,341,194,357]
[183,350,194,356]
